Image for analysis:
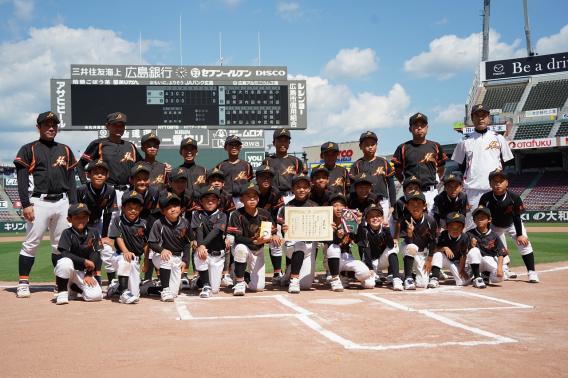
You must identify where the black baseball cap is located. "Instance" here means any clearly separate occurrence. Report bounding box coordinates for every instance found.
[291,173,311,185]
[321,141,339,153]
[471,104,490,115]
[446,212,466,225]
[241,182,261,195]
[403,175,422,189]
[406,190,427,203]
[273,128,291,140]
[472,205,491,218]
[141,133,160,145]
[206,168,225,181]
[180,137,198,149]
[86,159,109,172]
[359,131,378,143]
[68,203,91,216]
[488,168,508,181]
[256,164,275,177]
[353,173,373,186]
[170,167,188,182]
[364,203,384,217]
[106,112,127,125]
[159,191,181,208]
[310,164,330,178]
[200,185,221,199]
[409,112,428,126]
[130,163,150,177]
[225,135,242,145]
[329,192,347,205]
[122,190,144,205]
[37,111,60,125]
[444,173,463,185]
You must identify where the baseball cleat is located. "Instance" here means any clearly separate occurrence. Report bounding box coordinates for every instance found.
[56,291,69,305]
[392,277,404,291]
[233,281,246,296]
[119,290,138,304]
[504,267,517,279]
[341,277,350,289]
[189,276,200,290]
[427,277,439,289]
[439,271,449,280]
[271,272,283,286]
[160,287,174,302]
[16,283,30,298]
[330,276,344,292]
[528,270,539,283]
[280,266,291,287]
[473,277,487,289]
[221,274,233,287]
[377,270,387,282]
[386,274,393,286]
[180,276,190,290]
[106,280,119,298]
[404,277,416,290]
[325,272,332,284]
[199,285,213,298]
[139,280,154,296]
[68,289,80,300]
[288,277,300,294]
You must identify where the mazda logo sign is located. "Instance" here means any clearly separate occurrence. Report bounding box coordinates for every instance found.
[494,64,504,72]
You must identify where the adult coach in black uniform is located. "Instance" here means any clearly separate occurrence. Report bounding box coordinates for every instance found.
[14,111,78,298]
[392,113,448,215]
[76,112,143,211]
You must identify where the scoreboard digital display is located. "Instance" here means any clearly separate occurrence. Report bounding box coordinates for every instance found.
[51,65,306,130]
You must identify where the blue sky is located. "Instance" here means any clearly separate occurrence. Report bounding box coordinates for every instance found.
[1,0,567,159]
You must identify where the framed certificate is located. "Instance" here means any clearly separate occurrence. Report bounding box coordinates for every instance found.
[284,206,333,242]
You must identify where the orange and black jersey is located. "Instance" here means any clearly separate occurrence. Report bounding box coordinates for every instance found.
[79,138,143,186]
[262,154,306,192]
[258,186,284,226]
[148,217,192,265]
[347,192,378,214]
[400,213,438,254]
[308,188,334,206]
[191,209,227,252]
[466,228,508,258]
[129,185,160,220]
[14,139,78,207]
[215,159,254,197]
[108,214,149,256]
[392,195,410,221]
[151,188,197,236]
[392,140,447,187]
[228,208,276,252]
[195,188,235,215]
[146,161,169,192]
[178,162,207,198]
[77,183,117,232]
[478,190,525,229]
[359,225,395,258]
[57,227,103,272]
[327,164,350,194]
[349,157,395,199]
[433,191,471,224]
[436,230,471,262]
[332,225,356,253]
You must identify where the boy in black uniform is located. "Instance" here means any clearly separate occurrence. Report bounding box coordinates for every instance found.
[129,163,160,220]
[349,131,396,215]
[216,135,254,208]
[466,205,508,288]
[320,142,349,194]
[141,133,170,192]
[178,137,207,199]
[392,176,422,239]
[399,191,438,290]
[478,169,538,283]
[206,168,236,215]
[107,190,149,303]
[148,193,192,302]
[255,164,285,285]
[54,203,103,304]
[425,212,472,288]
[347,173,378,264]
[432,174,471,230]
[228,183,277,296]
[192,185,227,298]
[262,128,306,204]
[309,164,333,206]
[77,159,117,287]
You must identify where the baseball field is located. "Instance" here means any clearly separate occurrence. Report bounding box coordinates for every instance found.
[1,227,567,376]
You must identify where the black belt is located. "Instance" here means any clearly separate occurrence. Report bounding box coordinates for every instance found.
[421,185,436,192]
[171,252,182,256]
[32,193,63,200]
[209,251,224,257]
[114,185,129,191]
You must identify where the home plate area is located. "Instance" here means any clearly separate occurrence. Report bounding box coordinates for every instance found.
[172,287,532,351]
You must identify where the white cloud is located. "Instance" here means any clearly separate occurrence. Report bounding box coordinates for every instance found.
[278,2,299,12]
[13,0,33,20]
[535,24,568,55]
[403,29,525,80]
[432,103,465,125]
[435,17,447,25]
[322,47,379,80]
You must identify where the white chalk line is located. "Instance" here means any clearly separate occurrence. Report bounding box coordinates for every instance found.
[455,291,534,309]
[513,265,568,277]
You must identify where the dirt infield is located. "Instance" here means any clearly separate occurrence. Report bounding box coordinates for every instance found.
[1,262,567,377]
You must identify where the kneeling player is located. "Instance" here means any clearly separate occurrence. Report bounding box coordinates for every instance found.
[54,203,103,304]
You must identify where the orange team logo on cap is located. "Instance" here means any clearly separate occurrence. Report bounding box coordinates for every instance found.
[52,156,67,167]
[366,132,371,135]
[264,166,270,170]
[318,164,325,169]
[448,174,454,179]
[178,168,184,174]
[453,213,460,218]
[413,191,420,196]
[486,141,499,150]
[150,133,155,137]
[494,169,501,173]
[97,159,104,164]
[208,186,215,191]
[137,164,144,169]
[131,191,138,196]
[186,138,193,143]
[77,203,84,208]
[167,192,172,198]
[117,114,122,119]
[417,114,422,117]
[360,173,366,178]
[328,143,334,148]
[280,129,286,134]
[232,135,238,139]
[212,168,219,173]
[48,112,54,117]
[248,183,254,188]
[370,204,376,208]
[120,152,135,162]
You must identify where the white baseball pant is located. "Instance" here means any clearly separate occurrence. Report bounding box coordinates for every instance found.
[467,247,504,283]
[92,220,115,274]
[54,257,103,301]
[284,241,316,290]
[491,223,533,255]
[282,191,295,204]
[232,244,266,291]
[431,252,471,286]
[325,244,374,289]
[423,186,438,217]
[232,196,244,209]
[194,251,225,294]
[371,246,399,273]
[111,253,141,296]
[152,253,183,297]
[20,196,69,257]
[464,188,486,230]
[400,242,429,288]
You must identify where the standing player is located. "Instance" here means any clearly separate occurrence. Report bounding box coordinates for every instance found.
[432,174,470,230]
[451,104,514,229]
[320,142,349,194]
[14,111,78,298]
[392,113,447,215]
[77,112,143,213]
[140,133,170,192]
[178,137,207,199]
[215,135,254,208]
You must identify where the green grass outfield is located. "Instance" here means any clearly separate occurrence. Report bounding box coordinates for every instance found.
[1,231,567,282]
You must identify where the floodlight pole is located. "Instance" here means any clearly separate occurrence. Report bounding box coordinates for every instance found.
[523,0,535,56]
[482,0,490,61]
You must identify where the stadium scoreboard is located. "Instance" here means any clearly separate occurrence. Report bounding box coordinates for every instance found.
[51,65,307,130]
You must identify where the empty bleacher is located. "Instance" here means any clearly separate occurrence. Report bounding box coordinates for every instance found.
[483,84,526,111]
[0,210,17,221]
[5,187,19,203]
[555,121,568,137]
[522,171,568,210]
[506,172,537,195]
[514,121,554,140]
[522,79,568,111]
